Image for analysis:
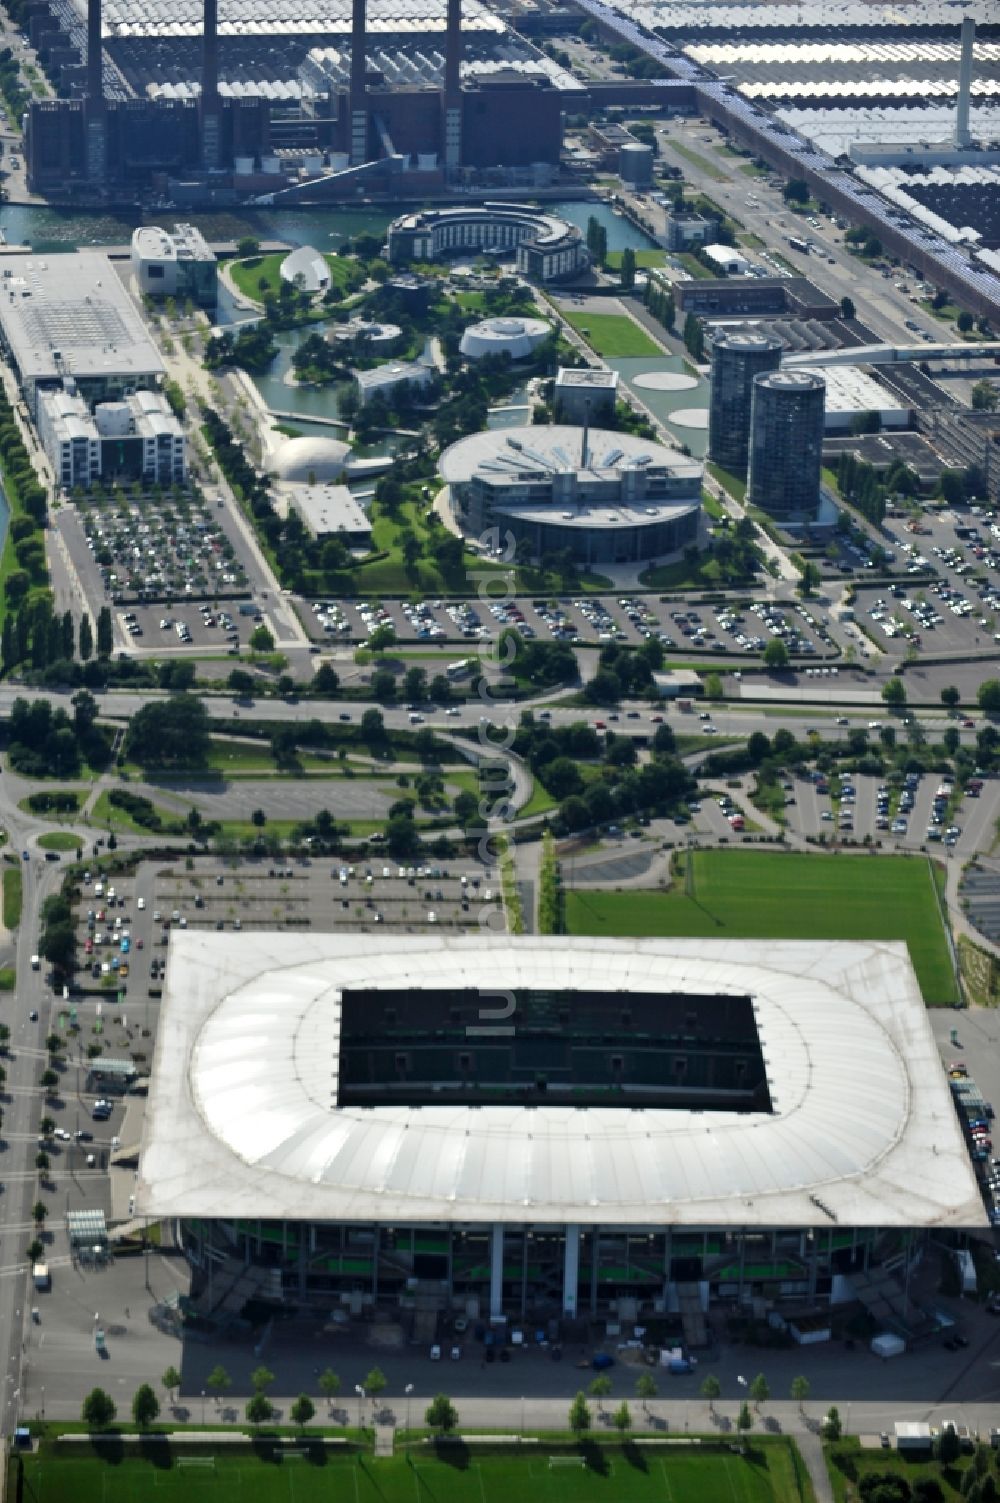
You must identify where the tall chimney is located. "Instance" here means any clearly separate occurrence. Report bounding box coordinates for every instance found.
[349,0,368,164]
[956,15,974,149]
[442,0,462,171]
[86,0,102,103]
[203,0,219,107]
[445,0,462,100]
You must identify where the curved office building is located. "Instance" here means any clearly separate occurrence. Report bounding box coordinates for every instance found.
[387,205,589,283]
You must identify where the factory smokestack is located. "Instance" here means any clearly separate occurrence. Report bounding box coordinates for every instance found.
[349,0,368,164]
[445,0,461,99]
[200,0,221,167]
[956,15,974,149]
[203,0,219,106]
[442,0,462,171]
[86,0,102,103]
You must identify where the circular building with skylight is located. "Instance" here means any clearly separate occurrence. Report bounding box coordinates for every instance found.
[459,316,552,362]
[439,423,702,565]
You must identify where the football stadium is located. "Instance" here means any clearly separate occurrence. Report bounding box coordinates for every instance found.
[137,933,983,1339]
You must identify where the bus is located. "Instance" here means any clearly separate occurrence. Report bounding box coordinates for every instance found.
[446,658,476,681]
[787,235,809,254]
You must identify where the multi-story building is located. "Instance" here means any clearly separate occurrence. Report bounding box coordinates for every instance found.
[387,206,588,284]
[0,253,165,418]
[441,423,701,566]
[707,328,783,477]
[748,370,826,517]
[130,224,218,309]
[36,385,186,490]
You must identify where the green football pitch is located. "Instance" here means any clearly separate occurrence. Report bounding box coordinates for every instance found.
[565,849,956,1005]
[12,1441,810,1503]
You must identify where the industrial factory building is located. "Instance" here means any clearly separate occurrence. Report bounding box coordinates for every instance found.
[137,933,984,1331]
[25,0,565,198]
[387,206,588,283]
[440,424,701,566]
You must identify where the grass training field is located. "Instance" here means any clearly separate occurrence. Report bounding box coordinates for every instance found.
[11,1439,812,1503]
[565,849,956,1004]
[562,311,662,358]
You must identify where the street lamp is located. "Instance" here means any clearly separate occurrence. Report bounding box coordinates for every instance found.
[355,1385,366,1434]
[201,1390,206,1425]
[40,1387,44,1419]
[405,1383,414,1435]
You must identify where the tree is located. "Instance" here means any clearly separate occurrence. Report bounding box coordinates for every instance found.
[612,1400,632,1433]
[206,1364,231,1402]
[763,637,789,670]
[957,311,974,334]
[937,1425,961,1464]
[132,1383,160,1428]
[882,677,906,707]
[290,1393,315,1429]
[823,1406,842,1440]
[790,1375,810,1412]
[783,178,809,204]
[251,1365,275,1393]
[701,1374,721,1412]
[941,685,960,711]
[161,1365,182,1402]
[363,1367,388,1409]
[27,1238,43,1263]
[82,1387,117,1429]
[971,380,998,412]
[368,623,396,656]
[78,613,93,662]
[96,605,114,659]
[318,1369,341,1410]
[589,1374,613,1413]
[426,1393,459,1433]
[125,694,210,769]
[635,1373,657,1409]
[840,296,856,320]
[737,1400,753,1433]
[236,236,261,257]
[250,624,275,653]
[979,680,1000,715]
[32,1200,48,1224]
[35,1151,49,1172]
[798,560,821,598]
[620,247,637,290]
[749,1373,769,1411]
[569,1391,591,1434]
[246,1392,274,1425]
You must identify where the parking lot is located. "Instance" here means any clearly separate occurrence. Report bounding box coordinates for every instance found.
[782,769,1000,856]
[315,592,835,659]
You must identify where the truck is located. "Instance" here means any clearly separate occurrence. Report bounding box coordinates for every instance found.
[30,954,39,970]
[32,1263,50,1291]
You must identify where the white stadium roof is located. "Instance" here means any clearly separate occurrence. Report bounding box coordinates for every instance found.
[137,933,985,1230]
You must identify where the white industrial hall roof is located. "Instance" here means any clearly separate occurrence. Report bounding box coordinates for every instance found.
[137,933,985,1230]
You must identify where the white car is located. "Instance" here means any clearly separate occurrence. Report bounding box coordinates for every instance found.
[137,897,146,910]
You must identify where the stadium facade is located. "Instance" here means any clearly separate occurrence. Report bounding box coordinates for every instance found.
[138,934,983,1329]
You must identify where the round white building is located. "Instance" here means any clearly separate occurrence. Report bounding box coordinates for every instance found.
[459,316,552,361]
[267,434,350,484]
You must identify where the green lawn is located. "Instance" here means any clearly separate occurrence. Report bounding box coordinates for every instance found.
[562,312,662,358]
[605,249,668,270]
[666,139,730,181]
[228,252,362,303]
[566,850,956,1004]
[12,1438,811,1503]
[37,831,82,851]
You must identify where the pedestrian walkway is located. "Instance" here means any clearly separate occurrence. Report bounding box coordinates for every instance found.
[374,1423,394,1457]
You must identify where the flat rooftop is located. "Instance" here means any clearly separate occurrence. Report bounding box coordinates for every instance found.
[0,252,164,386]
[137,933,986,1229]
